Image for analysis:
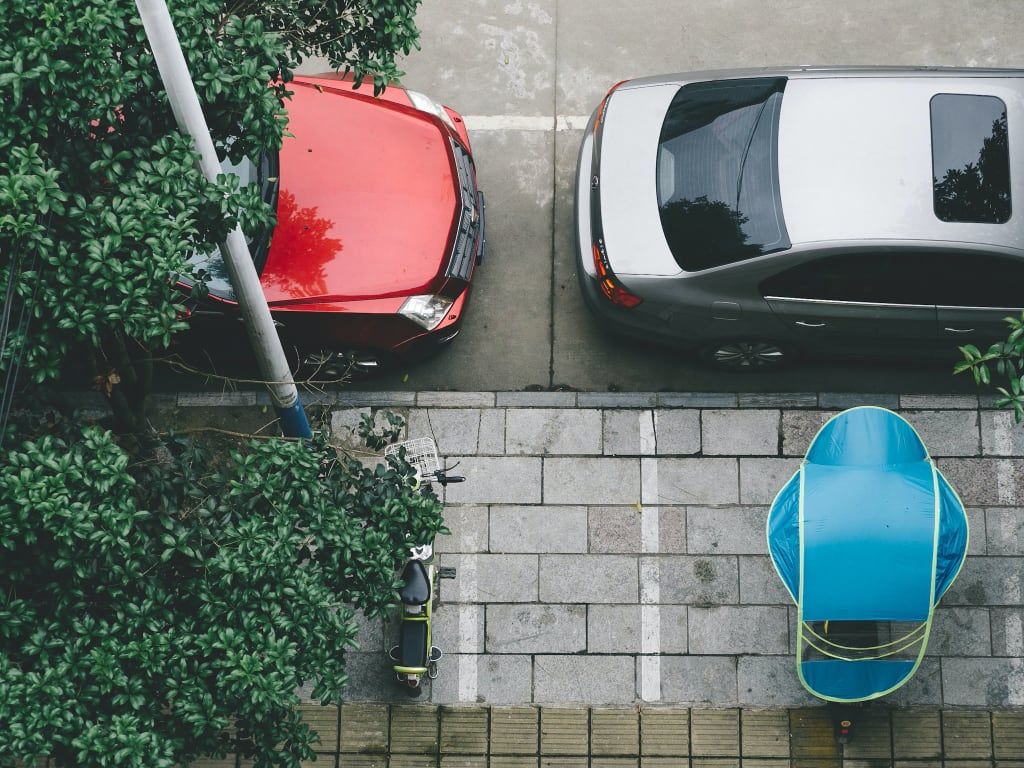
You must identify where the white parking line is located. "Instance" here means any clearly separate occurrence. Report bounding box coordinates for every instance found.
[640,455,662,702]
[463,114,591,131]
[456,556,479,702]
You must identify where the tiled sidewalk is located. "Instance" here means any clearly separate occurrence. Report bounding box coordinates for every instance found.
[186,703,1024,767]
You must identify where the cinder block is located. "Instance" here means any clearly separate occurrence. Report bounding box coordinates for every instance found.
[490,506,587,553]
[701,410,780,455]
[539,708,589,755]
[539,555,638,603]
[485,605,586,654]
[642,458,738,505]
[686,507,769,555]
[659,657,737,705]
[544,458,641,504]
[738,458,801,504]
[689,607,787,654]
[534,656,636,705]
[506,409,602,455]
[658,556,739,604]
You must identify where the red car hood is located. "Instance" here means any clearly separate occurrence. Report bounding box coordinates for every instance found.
[260,80,458,305]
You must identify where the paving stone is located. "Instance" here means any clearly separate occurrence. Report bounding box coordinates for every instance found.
[444,457,542,504]
[659,392,737,407]
[903,409,980,456]
[653,409,701,455]
[544,458,640,504]
[478,409,506,454]
[588,605,641,653]
[534,656,636,705]
[891,710,942,759]
[818,392,899,409]
[840,707,891,760]
[439,707,488,755]
[540,759,588,768]
[539,555,638,603]
[740,710,789,758]
[690,760,741,768]
[390,705,439,754]
[660,605,688,653]
[900,394,979,409]
[690,709,740,756]
[789,708,838,760]
[738,393,817,408]
[967,507,987,554]
[982,410,1024,455]
[178,391,258,407]
[994,712,1024,759]
[497,391,577,407]
[490,759,536,768]
[701,410,780,456]
[591,708,640,755]
[738,459,801,504]
[440,555,538,603]
[340,703,389,752]
[347,607,384,653]
[417,392,495,407]
[436,506,489,554]
[603,410,656,456]
[299,704,339,752]
[589,760,638,768]
[686,507,768,555]
[937,458,1024,505]
[431,604,483,653]
[430,655,533,705]
[659,657,737,705]
[578,392,657,408]
[331,407,372,449]
[740,761,788,768]
[340,652,406,702]
[689,607,787,654]
[336,391,416,407]
[943,556,1024,606]
[943,711,993,759]
[408,409,482,455]
[927,607,991,656]
[490,506,587,553]
[986,508,1024,554]
[506,408,602,455]
[658,556,739,604]
[338,758,386,768]
[737,656,816,707]
[589,506,641,553]
[190,757,238,768]
[739,556,793,604]
[539,707,589,754]
[489,707,538,754]
[643,458,738,505]
[387,757,437,768]
[780,411,835,456]
[639,708,689,756]
[439,757,486,768]
[658,507,687,553]
[885,658,943,706]
[942,658,1024,706]
[991,608,1024,656]
[485,605,586,654]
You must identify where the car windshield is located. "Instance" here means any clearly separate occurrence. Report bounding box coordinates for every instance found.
[184,151,278,300]
[657,77,790,272]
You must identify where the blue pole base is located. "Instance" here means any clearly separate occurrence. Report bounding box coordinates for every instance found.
[276,400,312,439]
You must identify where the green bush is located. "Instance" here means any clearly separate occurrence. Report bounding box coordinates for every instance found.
[956,313,1024,420]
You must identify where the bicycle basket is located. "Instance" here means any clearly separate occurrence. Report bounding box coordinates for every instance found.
[385,437,440,482]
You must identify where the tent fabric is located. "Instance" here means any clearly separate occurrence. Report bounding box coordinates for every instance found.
[766,406,969,703]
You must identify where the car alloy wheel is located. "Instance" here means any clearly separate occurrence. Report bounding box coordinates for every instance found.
[708,341,787,370]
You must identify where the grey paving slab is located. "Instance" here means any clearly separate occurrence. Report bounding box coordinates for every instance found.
[660,606,689,654]
[968,507,987,555]
[408,409,483,455]
[339,652,408,702]
[577,392,658,408]
[904,409,981,457]
[944,556,1024,606]
[587,605,641,653]
[901,394,980,410]
[938,458,1024,505]
[603,409,654,456]
[490,505,587,553]
[991,608,1024,657]
[686,507,769,555]
[942,658,1024,706]
[659,393,737,408]
[534,655,636,704]
[781,411,835,456]
[739,556,794,605]
[692,408,777,455]
[506,408,602,455]
[485,605,586,654]
[543,457,640,504]
[928,607,992,657]
[539,555,638,603]
[659,656,737,705]
[444,457,542,504]
[689,607,788,655]
[737,656,817,707]
[432,604,484,654]
[588,506,642,554]
[982,410,1024,456]
[886,658,943,706]
[658,507,687,554]
[658,556,739,604]
[818,392,900,409]
[653,409,701,456]
[436,506,489,554]
[335,391,417,407]
[644,458,738,505]
[739,458,802,505]
[440,554,538,603]
[479,408,506,454]
[417,392,496,408]
[349,608,385,653]
[497,391,577,407]
[737,393,817,409]
[430,654,533,705]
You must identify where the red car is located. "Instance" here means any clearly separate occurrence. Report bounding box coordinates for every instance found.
[184,74,484,371]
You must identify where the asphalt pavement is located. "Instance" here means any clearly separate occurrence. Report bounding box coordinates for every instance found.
[296,0,1024,394]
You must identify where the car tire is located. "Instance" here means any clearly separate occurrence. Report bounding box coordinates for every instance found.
[699,340,794,371]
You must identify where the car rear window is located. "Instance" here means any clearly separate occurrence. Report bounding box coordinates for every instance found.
[657,77,790,272]
[931,93,1011,224]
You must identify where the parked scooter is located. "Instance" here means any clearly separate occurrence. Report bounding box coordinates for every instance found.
[385,438,463,694]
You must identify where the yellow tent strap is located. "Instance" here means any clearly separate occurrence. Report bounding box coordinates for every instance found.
[802,620,927,651]
[801,628,926,662]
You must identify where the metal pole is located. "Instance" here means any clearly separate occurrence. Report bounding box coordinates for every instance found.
[135,0,311,438]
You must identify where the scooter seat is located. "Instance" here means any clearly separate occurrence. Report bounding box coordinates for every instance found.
[400,620,428,669]
[399,560,431,605]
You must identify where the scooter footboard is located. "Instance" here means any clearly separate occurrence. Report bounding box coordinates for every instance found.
[398,620,429,671]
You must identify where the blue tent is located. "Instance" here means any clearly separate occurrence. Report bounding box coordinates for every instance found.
[767,406,968,702]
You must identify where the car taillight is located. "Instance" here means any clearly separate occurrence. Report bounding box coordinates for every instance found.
[592,241,642,309]
[593,80,629,136]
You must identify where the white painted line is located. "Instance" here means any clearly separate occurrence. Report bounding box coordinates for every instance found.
[463,114,591,131]
[1006,612,1024,656]
[639,457,661,702]
[639,410,657,457]
[456,556,479,702]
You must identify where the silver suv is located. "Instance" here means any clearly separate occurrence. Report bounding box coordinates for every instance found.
[575,67,1023,369]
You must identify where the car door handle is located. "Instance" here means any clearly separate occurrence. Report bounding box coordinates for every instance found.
[943,327,975,333]
[795,321,826,328]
